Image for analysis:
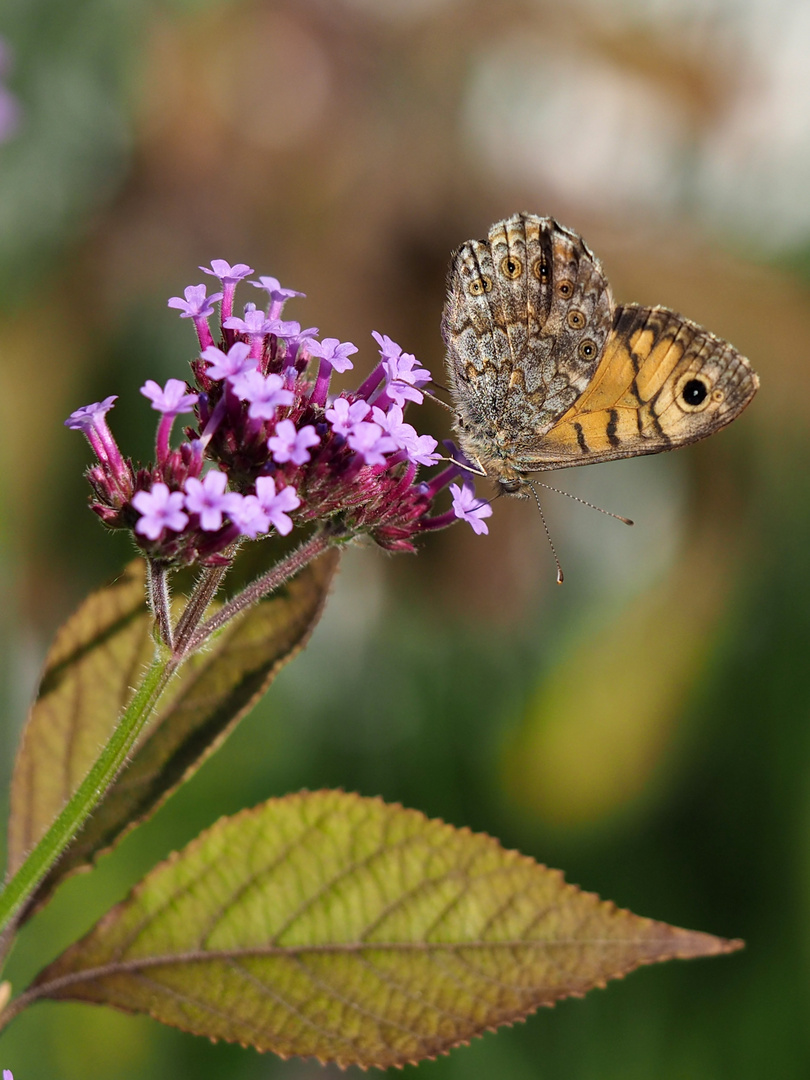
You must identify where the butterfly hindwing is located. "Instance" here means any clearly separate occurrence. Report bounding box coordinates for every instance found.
[517,304,760,470]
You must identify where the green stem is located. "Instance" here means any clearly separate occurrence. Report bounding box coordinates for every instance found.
[0,648,176,939]
[185,530,332,654]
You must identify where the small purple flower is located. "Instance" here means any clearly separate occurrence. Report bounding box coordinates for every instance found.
[408,433,441,467]
[132,483,189,540]
[310,337,358,374]
[250,276,306,319]
[450,483,493,535]
[200,260,254,285]
[200,262,253,322]
[65,396,118,431]
[371,404,440,465]
[167,284,223,350]
[267,418,320,465]
[64,396,129,488]
[140,378,199,415]
[200,342,255,381]
[325,397,370,436]
[4,1069,13,1080]
[224,305,269,337]
[167,284,221,320]
[255,476,300,536]
[184,470,237,532]
[346,422,398,466]
[381,350,432,407]
[230,370,294,419]
[371,331,402,364]
[227,493,270,538]
[266,318,305,341]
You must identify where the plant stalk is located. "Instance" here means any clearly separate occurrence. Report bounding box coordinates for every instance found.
[184,530,332,654]
[0,649,175,941]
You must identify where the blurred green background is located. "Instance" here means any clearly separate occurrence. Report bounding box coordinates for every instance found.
[0,0,807,1076]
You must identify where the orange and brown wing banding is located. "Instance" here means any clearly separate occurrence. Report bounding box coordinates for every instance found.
[515,305,758,471]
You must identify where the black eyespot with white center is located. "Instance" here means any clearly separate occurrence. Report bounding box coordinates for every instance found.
[468,276,492,296]
[501,256,522,280]
[682,379,708,407]
[579,339,596,360]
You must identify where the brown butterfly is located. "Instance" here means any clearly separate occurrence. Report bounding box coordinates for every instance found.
[441,213,759,496]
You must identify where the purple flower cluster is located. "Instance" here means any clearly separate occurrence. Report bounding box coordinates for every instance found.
[66,261,494,568]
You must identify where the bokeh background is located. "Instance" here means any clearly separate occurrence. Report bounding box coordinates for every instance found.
[0,0,808,1076]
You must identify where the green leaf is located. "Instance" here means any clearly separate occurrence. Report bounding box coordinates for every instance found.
[7,551,339,920]
[28,790,742,1069]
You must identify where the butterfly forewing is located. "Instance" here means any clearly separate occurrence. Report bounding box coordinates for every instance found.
[442,214,615,481]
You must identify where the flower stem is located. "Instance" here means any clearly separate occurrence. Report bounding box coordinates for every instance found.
[185,530,332,654]
[147,560,173,649]
[172,561,231,656]
[0,648,175,941]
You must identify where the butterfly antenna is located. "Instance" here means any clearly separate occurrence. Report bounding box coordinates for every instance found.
[422,385,457,414]
[533,481,634,526]
[527,481,564,585]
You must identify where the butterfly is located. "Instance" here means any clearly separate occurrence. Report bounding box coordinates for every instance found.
[441,212,759,496]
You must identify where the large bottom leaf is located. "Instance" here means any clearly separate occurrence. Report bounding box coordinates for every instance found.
[28,790,741,1068]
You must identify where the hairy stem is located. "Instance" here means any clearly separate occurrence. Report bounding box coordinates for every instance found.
[172,562,231,656]
[0,648,175,942]
[147,560,174,650]
[184,530,332,655]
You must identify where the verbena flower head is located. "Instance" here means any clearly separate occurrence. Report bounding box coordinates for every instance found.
[66,262,494,568]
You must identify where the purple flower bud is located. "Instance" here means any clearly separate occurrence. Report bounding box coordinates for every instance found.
[64,395,130,490]
[450,483,493,535]
[132,483,189,540]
